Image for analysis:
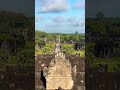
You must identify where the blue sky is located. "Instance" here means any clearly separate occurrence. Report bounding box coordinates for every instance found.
[35,0,85,33]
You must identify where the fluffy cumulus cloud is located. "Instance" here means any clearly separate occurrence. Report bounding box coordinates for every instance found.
[35,0,85,33]
[40,0,69,13]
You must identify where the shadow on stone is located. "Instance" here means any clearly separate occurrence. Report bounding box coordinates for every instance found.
[40,71,46,89]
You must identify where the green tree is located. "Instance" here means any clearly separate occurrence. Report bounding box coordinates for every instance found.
[61,44,75,54]
[96,12,104,20]
[42,47,52,54]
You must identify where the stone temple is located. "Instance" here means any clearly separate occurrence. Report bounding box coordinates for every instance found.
[35,36,85,90]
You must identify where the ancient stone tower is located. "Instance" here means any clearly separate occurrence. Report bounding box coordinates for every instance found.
[43,36,74,89]
[55,35,61,53]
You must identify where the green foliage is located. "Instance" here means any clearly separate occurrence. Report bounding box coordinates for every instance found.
[61,44,75,54]
[108,64,116,72]
[86,13,120,71]
[7,56,17,64]
[0,11,35,71]
[96,12,104,20]
[74,50,85,57]
[37,49,42,54]
[17,49,34,67]
[24,41,34,49]
[35,30,85,44]
[45,44,55,49]
[41,47,52,54]
[0,66,6,72]
[35,44,55,55]
[0,49,8,63]
[0,34,10,41]
[61,44,85,57]
[60,33,85,43]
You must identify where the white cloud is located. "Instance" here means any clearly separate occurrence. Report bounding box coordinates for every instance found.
[40,0,69,13]
[73,0,85,9]
[72,20,84,27]
[74,3,84,9]
[53,16,65,23]
[67,17,85,27]
[35,16,45,22]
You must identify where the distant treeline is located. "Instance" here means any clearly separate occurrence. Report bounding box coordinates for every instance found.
[86,12,120,36]
[35,30,85,44]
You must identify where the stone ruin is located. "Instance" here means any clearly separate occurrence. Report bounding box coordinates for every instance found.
[35,52,85,90]
[44,52,75,89]
[35,35,85,90]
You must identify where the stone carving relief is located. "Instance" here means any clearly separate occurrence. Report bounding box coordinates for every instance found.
[42,52,77,90]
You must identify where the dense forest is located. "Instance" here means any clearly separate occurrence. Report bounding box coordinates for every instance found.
[0,11,34,72]
[1,11,119,72]
[35,30,85,56]
[86,12,120,72]
[35,30,85,43]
